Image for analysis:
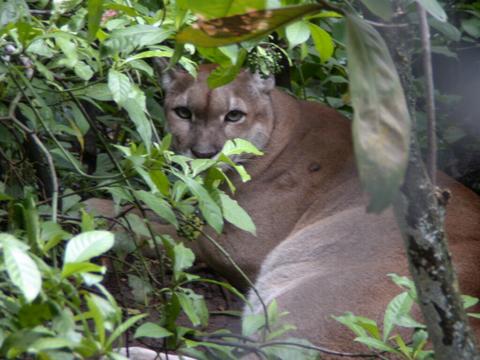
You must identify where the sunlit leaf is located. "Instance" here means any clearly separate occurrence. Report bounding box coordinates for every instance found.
[134,190,178,228]
[103,25,173,55]
[4,245,41,302]
[63,230,114,263]
[309,23,334,63]
[285,20,310,49]
[346,14,411,212]
[87,0,103,41]
[220,192,256,234]
[176,4,324,47]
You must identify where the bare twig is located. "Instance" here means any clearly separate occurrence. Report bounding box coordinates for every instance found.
[417,3,437,185]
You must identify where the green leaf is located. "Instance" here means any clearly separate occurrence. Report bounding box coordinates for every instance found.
[285,21,311,49]
[242,313,265,337]
[416,0,447,22]
[61,262,105,278]
[108,69,133,105]
[429,17,461,42]
[173,242,195,275]
[178,0,267,18]
[176,4,325,47]
[103,25,173,55]
[175,174,224,233]
[462,295,479,309]
[308,23,334,63]
[176,290,208,327]
[355,336,399,353]
[74,61,94,81]
[134,190,178,228]
[346,14,411,213]
[219,192,255,234]
[462,18,480,38]
[221,138,263,157]
[134,322,173,339]
[383,292,414,340]
[87,0,103,41]
[123,99,153,153]
[360,0,393,20]
[63,230,114,263]
[106,314,147,348]
[4,245,41,302]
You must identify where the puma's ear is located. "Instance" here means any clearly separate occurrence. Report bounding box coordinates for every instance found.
[252,72,275,93]
[153,58,185,91]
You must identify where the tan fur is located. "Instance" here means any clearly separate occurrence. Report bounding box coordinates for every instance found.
[162,66,480,355]
[87,66,480,356]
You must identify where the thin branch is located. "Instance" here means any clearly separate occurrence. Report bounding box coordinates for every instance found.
[417,3,437,185]
[186,220,271,336]
[5,92,59,223]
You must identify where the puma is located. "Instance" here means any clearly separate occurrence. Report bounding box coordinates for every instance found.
[88,64,480,357]
[160,64,480,354]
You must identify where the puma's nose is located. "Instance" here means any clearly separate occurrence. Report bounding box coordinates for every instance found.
[191,147,218,159]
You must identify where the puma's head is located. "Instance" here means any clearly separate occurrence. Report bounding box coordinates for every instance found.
[160,64,275,160]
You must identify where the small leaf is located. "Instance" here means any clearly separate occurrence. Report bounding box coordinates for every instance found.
[87,0,103,41]
[383,292,414,340]
[134,322,173,339]
[355,336,399,353]
[285,20,311,49]
[416,0,447,22]
[63,230,114,263]
[173,242,195,275]
[360,0,393,20]
[4,245,41,302]
[135,190,178,228]
[105,313,148,348]
[219,192,256,234]
[308,23,334,63]
[462,295,479,309]
[221,138,263,157]
[108,69,132,105]
[61,262,105,278]
[103,25,173,55]
[346,14,411,212]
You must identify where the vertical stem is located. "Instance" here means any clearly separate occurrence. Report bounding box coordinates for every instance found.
[417,3,437,185]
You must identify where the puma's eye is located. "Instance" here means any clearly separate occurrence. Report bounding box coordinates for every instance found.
[225,110,245,123]
[174,107,192,120]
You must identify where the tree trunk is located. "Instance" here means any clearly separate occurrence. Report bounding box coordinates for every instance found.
[381,1,480,358]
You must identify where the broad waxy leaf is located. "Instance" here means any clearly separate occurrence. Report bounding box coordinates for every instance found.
[416,0,447,22]
[87,0,103,41]
[176,4,325,47]
[134,190,178,228]
[309,23,334,63]
[4,245,42,302]
[64,230,114,263]
[103,25,173,55]
[220,193,256,235]
[285,20,311,49]
[360,0,393,20]
[134,322,173,339]
[346,14,411,213]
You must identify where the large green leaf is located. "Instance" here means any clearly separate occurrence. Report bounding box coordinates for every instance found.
[87,0,103,41]
[178,0,267,18]
[134,322,173,339]
[346,14,411,213]
[176,4,325,47]
[285,20,311,49]
[63,230,114,264]
[416,0,447,22]
[4,245,41,302]
[134,190,178,228]
[383,292,414,341]
[219,192,256,235]
[103,25,173,55]
[175,174,224,234]
[108,70,152,151]
[360,0,393,20]
[308,23,334,63]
